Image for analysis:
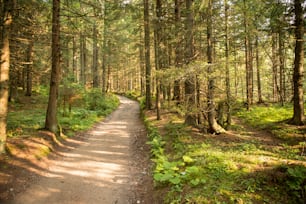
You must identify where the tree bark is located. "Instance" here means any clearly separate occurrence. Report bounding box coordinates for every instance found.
[278,29,285,105]
[255,35,263,103]
[0,0,15,153]
[80,34,86,86]
[272,32,278,102]
[92,23,99,88]
[173,0,182,102]
[243,0,252,110]
[72,36,77,82]
[291,0,304,125]
[224,0,231,128]
[144,0,151,109]
[155,0,162,120]
[184,0,197,126]
[25,40,34,96]
[138,27,145,96]
[45,0,61,134]
[207,0,225,134]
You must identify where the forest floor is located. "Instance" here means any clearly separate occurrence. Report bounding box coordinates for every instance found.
[0,96,155,204]
[0,95,305,203]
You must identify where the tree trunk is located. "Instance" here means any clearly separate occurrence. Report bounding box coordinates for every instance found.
[207,0,225,134]
[25,40,34,96]
[291,0,304,125]
[144,0,151,109]
[138,27,145,96]
[155,0,162,120]
[278,30,285,105]
[224,0,231,128]
[243,0,251,110]
[92,23,99,88]
[72,36,77,82]
[272,32,278,102]
[255,34,263,103]
[0,0,15,153]
[184,0,197,126]
[80,34,86,86]
[173,0,182,102]
[45,0,61,134]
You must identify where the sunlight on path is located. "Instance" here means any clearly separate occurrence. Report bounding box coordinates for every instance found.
[11,96,143,204]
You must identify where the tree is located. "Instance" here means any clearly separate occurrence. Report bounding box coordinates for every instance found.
[224,0,231,128]
[144,0,151,109]
[184,0,197,126]
[243,0,253,110]
[92,23,99,88]
[290,0,304,125]
[0,0,16,153]
[155,0,162,120]
[45,0,61,133]
[173,0,182,102]
[25,40,34,96]
[206,0,225,134]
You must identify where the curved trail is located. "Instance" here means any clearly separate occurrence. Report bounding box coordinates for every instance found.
[11,96,152,204]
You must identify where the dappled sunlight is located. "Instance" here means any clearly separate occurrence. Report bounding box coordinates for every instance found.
[91,150,124,155]
[10,96,144,204]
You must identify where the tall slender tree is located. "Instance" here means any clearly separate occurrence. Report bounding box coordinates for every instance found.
[144,0,151,109]
[206,0,225,133]
[173,0,182,102]
[224,0,231,128]
[184,0,197,126]
[0,0,16,153]
[92,23,99,88]
[45,0,61,133]
[290,0,304,125]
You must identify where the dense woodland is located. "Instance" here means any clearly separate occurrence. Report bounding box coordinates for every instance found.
[0,0,305,203]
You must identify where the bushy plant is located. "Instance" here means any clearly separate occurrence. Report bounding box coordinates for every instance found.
[84,89,119,116]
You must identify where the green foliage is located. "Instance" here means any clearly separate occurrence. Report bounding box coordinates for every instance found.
[285,165,306,202]
[123,90,141,101]
[236,103,293,128]
[7,87,119,139]
[235,103,306,142]
[146,116,306,203]
[84,89,119,116]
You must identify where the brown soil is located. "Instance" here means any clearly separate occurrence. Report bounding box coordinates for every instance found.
[0,96,154,204]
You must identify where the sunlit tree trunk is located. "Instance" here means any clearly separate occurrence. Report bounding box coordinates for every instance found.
[45,0,61,134]
[144,0,151,109]
[291,0,304,125]
[0,0,15,153]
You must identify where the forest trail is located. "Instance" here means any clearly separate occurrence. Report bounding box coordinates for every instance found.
[9,96,153,204]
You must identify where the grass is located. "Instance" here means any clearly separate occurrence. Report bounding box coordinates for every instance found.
[145,102,306,204]
[235,102,306,143]
[235,103,294,128]
[7,87,120,139]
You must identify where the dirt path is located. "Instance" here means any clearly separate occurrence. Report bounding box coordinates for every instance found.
[9,96,153,204]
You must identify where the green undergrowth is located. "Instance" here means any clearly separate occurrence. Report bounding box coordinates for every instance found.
[235,102,306,144]
[145,113,306,203]
[7,87,119,138]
